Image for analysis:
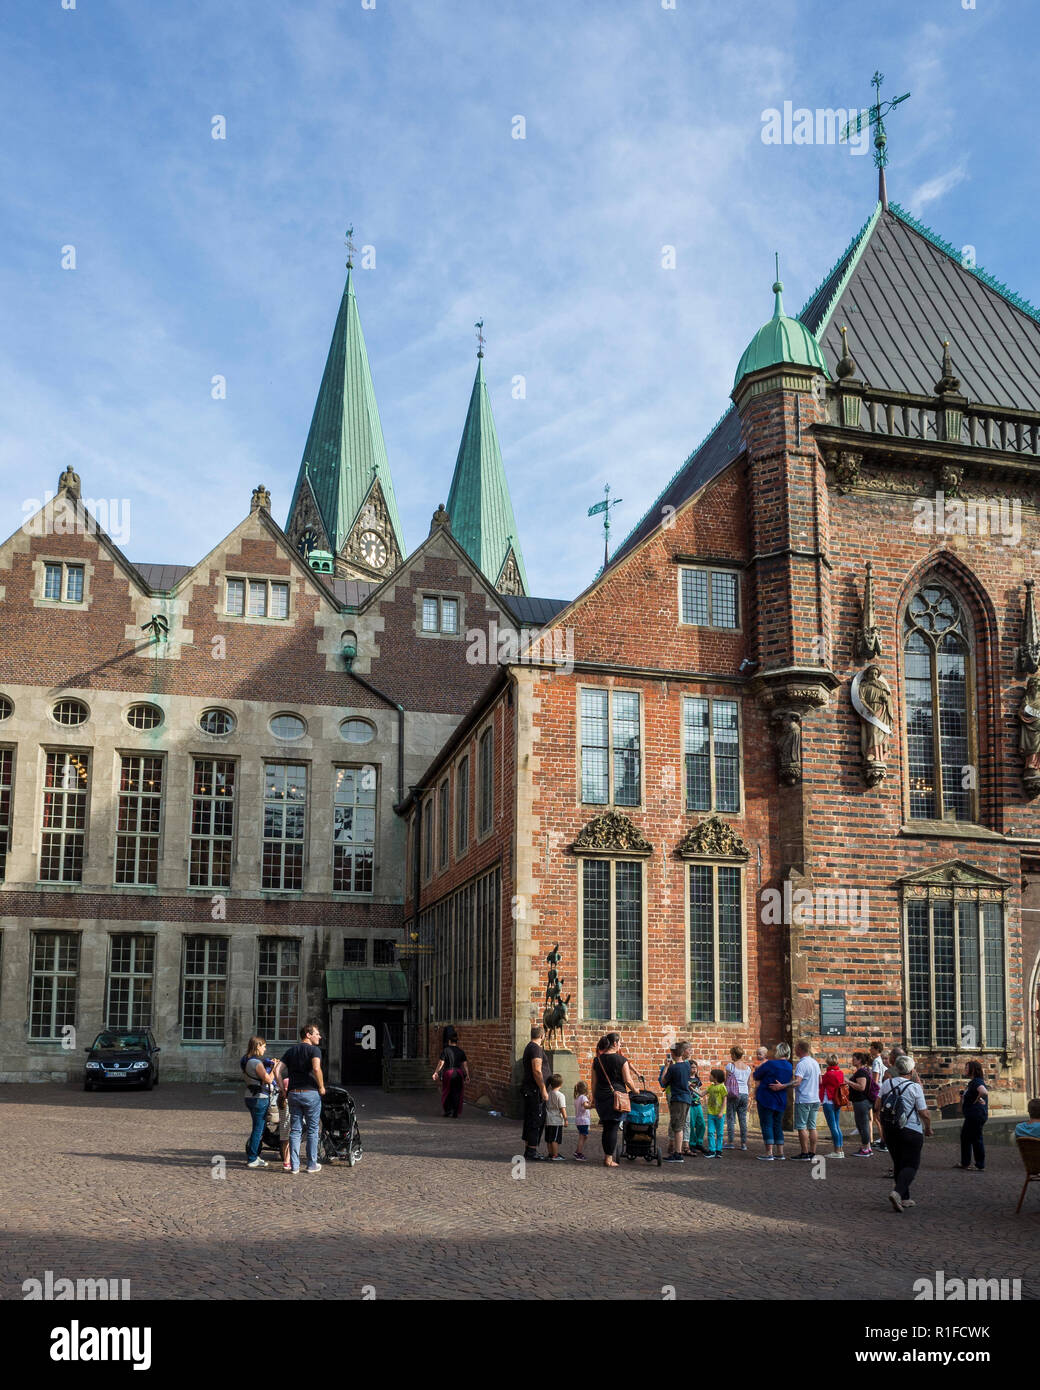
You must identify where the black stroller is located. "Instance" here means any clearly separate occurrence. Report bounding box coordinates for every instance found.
[261,1085,363,1167]
[621,1076,663,1166]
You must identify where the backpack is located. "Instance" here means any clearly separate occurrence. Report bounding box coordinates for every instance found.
[879,1080,914,1129]
[867,1074,880,1103]
[725,1065,741,1098]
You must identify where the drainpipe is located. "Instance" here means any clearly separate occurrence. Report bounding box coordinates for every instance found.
[341,641,405,808]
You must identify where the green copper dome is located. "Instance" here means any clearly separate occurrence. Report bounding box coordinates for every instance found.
[733,279,829,389]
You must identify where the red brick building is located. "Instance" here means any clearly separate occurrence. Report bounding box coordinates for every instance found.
[406,197,1040,1113]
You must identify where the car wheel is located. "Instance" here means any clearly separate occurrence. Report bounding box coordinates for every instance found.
[152,1071,159,1089]
[83,1080,92,1092]
[143,1073,154,1091]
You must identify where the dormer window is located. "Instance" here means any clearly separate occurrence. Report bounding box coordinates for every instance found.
[225,578,289,619]
[44,562,84,604]
[422,596,459,634]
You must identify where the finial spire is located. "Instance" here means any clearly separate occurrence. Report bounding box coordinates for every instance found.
[772,254,784,317]
[475,318,486,358]
[840,72,910,212]
[345,224,356,270]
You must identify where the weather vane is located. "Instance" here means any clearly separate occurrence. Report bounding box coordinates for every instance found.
[475,319,486,357]
[840,71,910,211]
[345,225,357,269]
[588,483,623,570]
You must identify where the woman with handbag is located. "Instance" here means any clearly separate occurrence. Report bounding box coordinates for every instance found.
[593,1032,640,1168]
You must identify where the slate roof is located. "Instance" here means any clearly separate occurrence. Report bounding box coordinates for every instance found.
[331,577,378,609]
[285,267,406,559]
[498,594,570,626]
[133,563,193,591]
[445,355,529,593]
[608,199,1040,570]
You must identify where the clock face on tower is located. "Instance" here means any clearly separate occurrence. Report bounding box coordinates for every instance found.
[298,528,319,557]
[360,530,388,569]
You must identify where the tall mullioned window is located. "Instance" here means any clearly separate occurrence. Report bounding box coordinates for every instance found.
[580,689,641,806]
[333,766,375,893]
[478,727,494,834]
[906,887,1006,1050]
[256,938,300,1043]
[580,859,643,1021]
[438,780,449,869]
[904,584,975,822]
[181,936,228,1042]
[190,759,235,888]
[40,751,89,883]
[684,697,741,812]
[30,932,79,1040]
[0,748,12,881]
[688,863,744,1023]
[106,934,155,1029]
[262,763,306,890]
[455,755,469,855]
[422,865,501,1022]
[116,756,163,885]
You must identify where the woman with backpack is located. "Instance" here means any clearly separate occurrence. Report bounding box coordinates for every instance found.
[954,1059,989,1172]
[847,1050,877,1156]
[878,1054,932,1211]
[432,1025,469,1118]
[724,1046,752,1150]
[819,1053,847,1156]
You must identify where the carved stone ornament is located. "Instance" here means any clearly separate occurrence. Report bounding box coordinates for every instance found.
[676,815,750,861]
[771,710,802,786]
[571,810,653,856]
[430,503,451,533]
[939,465,963,500]
[58,465,81,499]
[1018,580,1040,677]
[497,547,524,597]
[342,477,401,574]
[833,450,862,494]
[1019,673,1040,799]
[854,560,882,660]
[287,479,328,555]
[851,663,894,787]
[251,483,272,513]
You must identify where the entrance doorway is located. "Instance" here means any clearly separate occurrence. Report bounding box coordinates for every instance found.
[341,1008,404,1086]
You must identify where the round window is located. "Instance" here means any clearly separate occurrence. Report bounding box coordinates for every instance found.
[340,717,374,744]
[0,695,11,720]
[200,708,235,736]
[127,702,163,730]
[270,713,307,741]
[53,698,89,726]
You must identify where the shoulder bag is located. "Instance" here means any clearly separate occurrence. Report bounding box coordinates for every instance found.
[596,1055,631,1114]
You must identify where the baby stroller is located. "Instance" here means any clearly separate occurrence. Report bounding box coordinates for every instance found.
[261,1086,363,1167]
[621,1077,663,1166]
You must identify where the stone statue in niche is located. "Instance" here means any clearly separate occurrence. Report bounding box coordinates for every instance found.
[772,711,802,786]
[851,663,894,787]
[1018,674,1040,799]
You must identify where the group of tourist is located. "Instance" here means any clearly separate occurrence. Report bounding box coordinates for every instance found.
[240,1023,327,1174]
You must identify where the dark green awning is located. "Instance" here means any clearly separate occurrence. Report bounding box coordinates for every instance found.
[325,968,409,1004]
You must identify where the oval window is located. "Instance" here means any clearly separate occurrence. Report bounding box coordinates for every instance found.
[53,698,89,726]
[200,708,235,736]
[340,717,374,744]
[0,695,11,720]
[127,703,163,730]
[270,713,306,740]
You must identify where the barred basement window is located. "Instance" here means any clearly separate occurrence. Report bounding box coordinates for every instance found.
[580,688,641,806]
[116,756,163,885]
[190,759,235,888]
[455,755,469,855]
[262,763,306,890]
[106,934,155,1029]
[126,703,163,730]
[373,938,397,967]
[904,584,976,822]
[30,932,80,1040]
[333,765,375,893]
[423,864,501,1022]
[256,937,300,1043]
[343,937,367,966]
[580,859,644,1021]
[40,751,89,883]
[679,566,739,629]
[438,779,449,870]
[181,936,228,1042]
[684,697,741,812]
[688,862,745,1023]
[478,727,494,834]
[52,699,88,727]
[0,748,12,881]
[905,885,1007,1050]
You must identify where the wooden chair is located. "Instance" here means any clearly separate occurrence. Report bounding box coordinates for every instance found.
[1015,1136,1040,1213]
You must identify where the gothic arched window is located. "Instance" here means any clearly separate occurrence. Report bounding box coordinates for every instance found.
[903,583,977,822]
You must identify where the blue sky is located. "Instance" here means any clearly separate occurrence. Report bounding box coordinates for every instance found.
[1,0,1037,599]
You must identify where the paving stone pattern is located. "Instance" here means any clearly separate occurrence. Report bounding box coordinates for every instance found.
[3,1084,1038,1301]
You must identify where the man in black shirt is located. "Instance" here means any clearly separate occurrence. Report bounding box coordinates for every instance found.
[520,1025,549,1161]
[279,1023,325,1174]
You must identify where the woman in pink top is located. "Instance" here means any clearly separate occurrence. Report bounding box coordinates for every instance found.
[819,1054,846,1157]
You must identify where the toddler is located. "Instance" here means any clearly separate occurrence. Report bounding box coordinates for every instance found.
[544,1074,567,1161]
[573,1080,591,1161]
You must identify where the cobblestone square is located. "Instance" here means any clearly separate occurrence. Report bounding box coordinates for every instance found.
[3,1083,1037,1303]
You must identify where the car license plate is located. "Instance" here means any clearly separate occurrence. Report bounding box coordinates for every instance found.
[105,1070,123,1078]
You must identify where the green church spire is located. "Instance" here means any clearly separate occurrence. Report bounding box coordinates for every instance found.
[286,245,406,578]
[446,334,528,596]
